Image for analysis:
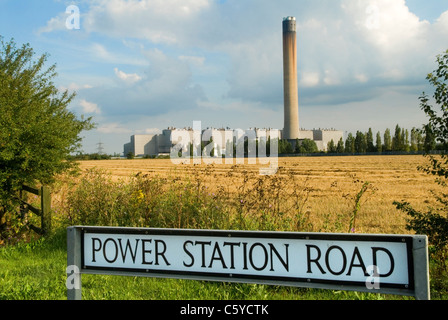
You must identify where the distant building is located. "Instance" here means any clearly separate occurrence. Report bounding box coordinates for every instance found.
[123,127,343,157]
[124,129,172,157]
[298,129,344,152]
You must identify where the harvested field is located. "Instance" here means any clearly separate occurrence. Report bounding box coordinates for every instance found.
[77,155,442,235]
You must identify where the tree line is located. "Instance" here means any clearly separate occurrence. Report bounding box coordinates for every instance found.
[278,124,437,155]
[330,124,436,154]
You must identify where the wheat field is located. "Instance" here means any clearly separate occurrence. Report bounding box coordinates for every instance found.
[77,155,442,235]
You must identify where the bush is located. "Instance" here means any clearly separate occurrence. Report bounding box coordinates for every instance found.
[0,37,93,243]
[395,50,448,272]
[65,169,232,230]
[63,166,315,233]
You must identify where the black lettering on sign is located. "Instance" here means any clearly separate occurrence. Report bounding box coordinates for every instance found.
[103,238,119,263]
[183,240,195,267]
[347,247,368,276]
[307,244,396,278]
[223,242,241,270]
[118,238,139,263]
[92,237,102,262]
[372,247,395,277]
[306,245,326,274]
[155,240,170,266]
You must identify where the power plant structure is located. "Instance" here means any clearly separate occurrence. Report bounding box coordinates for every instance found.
[282,16,300,141]
[123,16,343,157]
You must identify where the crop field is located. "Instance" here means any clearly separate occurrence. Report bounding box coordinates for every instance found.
[76,154,441,235]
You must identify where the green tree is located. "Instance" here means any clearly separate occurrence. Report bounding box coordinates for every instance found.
[410,128,418,152]
[327,139,336,153]
[126,152,135,159]
[279,139,293,154]
[345,133,355,153]
[423,123,436,152]
[376,131,382,153]
[298,139,318,153]
[383,128,392,152]
[0,38,93,239]
[366,128,375,152]
[336,137,345,153]
[392,124,403,151]
[395,50,448,272]
[417,129,424,151]
[404,129,410,152]
[354,131,366,153]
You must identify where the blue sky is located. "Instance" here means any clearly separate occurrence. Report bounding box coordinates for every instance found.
[1,0,448,154]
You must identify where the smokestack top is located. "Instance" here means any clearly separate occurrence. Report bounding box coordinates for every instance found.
[283,16,296,33]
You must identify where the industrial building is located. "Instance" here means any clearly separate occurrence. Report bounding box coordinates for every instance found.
[124,16,343,157]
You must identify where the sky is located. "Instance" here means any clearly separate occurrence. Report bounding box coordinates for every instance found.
[1,0,448,155]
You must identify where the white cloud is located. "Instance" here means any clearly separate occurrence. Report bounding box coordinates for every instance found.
[97,123,132,134]
[114,68,142,84]
[60,83,93,92]
[79,99,101,114]
[300,72,320,88]
[78,47,205,118]
[37,13,66,34]
[323,69,340,86]
[355,74,369,83]
[83,0,211,43]
[178,55,205,67]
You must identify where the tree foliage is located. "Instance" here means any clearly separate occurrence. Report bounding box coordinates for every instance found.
[0,38,93,238]
[394,50,448,272]
[298,139,318,153]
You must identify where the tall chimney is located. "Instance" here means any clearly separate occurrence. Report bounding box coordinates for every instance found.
[282,16,299,140]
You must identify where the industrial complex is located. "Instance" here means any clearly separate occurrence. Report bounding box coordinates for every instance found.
[124,17,343,157]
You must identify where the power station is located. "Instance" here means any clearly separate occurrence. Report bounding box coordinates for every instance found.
[124,16,343,157]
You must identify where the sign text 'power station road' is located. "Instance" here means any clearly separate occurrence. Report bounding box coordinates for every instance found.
[80,228,413,289]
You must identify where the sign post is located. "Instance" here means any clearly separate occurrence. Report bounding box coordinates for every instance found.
[66,226,430,300]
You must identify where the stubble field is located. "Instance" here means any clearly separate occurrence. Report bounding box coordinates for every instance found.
[76,154,441,235]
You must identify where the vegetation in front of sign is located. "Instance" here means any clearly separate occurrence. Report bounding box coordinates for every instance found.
[62,166,316,233]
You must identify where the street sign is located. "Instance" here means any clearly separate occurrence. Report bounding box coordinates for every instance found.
[67,226,430,300]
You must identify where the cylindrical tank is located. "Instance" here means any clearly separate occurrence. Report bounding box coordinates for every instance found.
[282,16,300,140]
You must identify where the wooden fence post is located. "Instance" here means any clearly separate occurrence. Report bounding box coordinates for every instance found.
[20,185,52,235]
[40,186,51,235]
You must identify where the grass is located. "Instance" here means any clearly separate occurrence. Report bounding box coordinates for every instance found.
[1,155,447,300]
[0,229,415,300]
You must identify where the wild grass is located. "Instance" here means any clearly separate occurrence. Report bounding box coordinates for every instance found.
[74,155,442,234]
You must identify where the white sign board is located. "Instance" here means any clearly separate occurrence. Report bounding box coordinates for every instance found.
[79,228,417,289]
[67,226,429,300]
